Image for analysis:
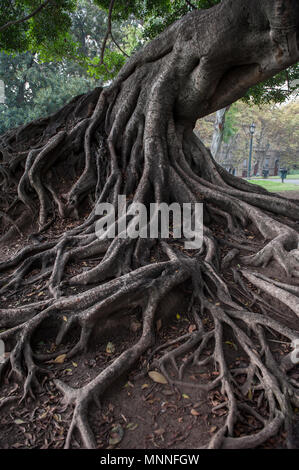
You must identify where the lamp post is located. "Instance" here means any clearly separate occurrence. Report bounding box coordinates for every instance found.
[248,122,256,178]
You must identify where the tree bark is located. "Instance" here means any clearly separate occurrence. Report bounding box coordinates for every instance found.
[211,106,230,161]
[0,0,299,449]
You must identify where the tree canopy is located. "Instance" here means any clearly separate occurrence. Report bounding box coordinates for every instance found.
[1,0,298,104]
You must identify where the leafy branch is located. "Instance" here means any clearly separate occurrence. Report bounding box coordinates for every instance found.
[0,0,53,33]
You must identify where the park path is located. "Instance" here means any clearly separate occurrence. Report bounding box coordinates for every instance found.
[260,178,299,185]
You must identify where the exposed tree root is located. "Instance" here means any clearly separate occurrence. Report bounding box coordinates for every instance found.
[0,0,299,449]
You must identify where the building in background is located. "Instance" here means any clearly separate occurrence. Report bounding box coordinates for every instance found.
[216,142,281,177]
[253,149,280,176]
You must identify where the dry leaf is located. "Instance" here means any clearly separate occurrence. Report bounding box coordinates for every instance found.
[225,340,238,351]
[109,424,124,446]
[148,371,168,384]
[106,342,115,354]
[14,419,25,425]
[154,428,165,436]
[182,393,190,399]
[54,354,67,364]
[124,381,134,388]
[126,423,138,431]
[130,321,142,332]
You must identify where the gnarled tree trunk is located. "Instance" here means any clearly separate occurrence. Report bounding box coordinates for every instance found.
[0,0,299,449]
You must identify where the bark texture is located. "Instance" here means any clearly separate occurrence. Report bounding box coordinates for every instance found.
[211,107,230,161]
[0,0,299,449]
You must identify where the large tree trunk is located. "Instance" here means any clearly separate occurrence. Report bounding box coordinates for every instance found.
[0,0,299,449]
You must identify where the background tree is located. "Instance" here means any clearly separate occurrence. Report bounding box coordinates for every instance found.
[0,50,97,134]
[0,0,144,134]
[198,100,299,173]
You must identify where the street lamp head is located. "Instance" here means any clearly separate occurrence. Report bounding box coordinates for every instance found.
[250,122,256,135]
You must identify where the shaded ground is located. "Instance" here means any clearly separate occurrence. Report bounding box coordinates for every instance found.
[0,296,295,450]
[0,191,298,449]
[277,190,299,200]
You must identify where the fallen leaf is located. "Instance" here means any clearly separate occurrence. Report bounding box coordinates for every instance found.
[109,424,124,446]
[148,371,168,384]
[39,410,48,420]
[161,389,174,396]
[225,340,238,351]
[191,409,200,416]
[130,321,142,333]
[54,354,67,364]
[126,423,138,431]
[106,342,115,354]
[154,428,165,436]
[124,381,134,388]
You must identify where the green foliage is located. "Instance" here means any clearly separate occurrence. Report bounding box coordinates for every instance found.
[87,50,126,81]
[122,24,144,55]
[141,0,219,40]
[0,0,298,136]
[0,50,97,134]
[223,105,238,144]
[242,66,299,105]
[0,0,77,54]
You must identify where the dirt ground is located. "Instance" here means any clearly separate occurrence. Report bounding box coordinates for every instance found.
[0,191,298,450]
[277,191,299,200]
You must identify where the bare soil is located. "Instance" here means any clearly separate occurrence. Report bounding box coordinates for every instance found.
[1,193,298,449]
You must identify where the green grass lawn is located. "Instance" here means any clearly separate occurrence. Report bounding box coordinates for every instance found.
[248,179,299,192]
[253,174,299,180]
